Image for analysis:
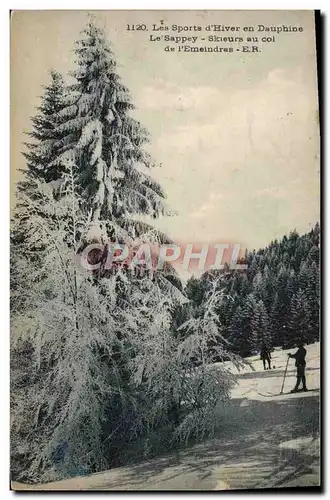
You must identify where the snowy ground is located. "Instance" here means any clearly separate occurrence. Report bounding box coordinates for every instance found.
[12,342,320,491]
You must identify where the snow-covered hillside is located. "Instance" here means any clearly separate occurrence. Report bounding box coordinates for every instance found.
[12,342,320,491]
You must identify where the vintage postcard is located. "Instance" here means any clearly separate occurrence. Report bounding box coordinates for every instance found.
[10,10,320,491]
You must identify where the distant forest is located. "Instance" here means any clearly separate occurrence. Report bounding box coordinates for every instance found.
[177,223,320,357]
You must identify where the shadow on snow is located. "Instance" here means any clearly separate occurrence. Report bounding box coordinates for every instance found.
[70,392,320,490]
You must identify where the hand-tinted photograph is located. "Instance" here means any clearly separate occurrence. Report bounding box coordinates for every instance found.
[10,10,320,491]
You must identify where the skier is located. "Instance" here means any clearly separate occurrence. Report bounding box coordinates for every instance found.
[260,344,271,370]
[288,343,307,392]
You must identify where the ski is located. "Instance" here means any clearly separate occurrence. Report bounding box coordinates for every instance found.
[258,389,318,398]
[257,391,288,397]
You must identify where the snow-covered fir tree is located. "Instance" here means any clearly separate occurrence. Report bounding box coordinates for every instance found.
[50,20,170,242]
[250,300,272,351]
[11,18,242,484]
[21,70,67,188]
[288,289,312,345]
[11,70,67,266]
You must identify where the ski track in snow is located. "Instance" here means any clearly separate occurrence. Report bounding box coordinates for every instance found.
[13,342,320,491]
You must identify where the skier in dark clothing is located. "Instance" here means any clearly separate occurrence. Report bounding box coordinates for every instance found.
[288,343,307,392]
[260,344,271,370]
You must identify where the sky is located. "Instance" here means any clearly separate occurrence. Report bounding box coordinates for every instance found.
[11,10,320,273]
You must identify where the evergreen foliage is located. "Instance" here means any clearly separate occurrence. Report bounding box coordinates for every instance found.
[11,19,242,483]
[185,224,320,357]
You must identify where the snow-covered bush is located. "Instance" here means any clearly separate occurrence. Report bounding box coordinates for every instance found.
[11,167,132,482]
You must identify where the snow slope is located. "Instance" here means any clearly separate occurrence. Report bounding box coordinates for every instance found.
[227,341,320,400]
[12,342,320,491]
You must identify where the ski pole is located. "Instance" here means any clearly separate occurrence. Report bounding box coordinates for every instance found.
[280,355,290,394]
